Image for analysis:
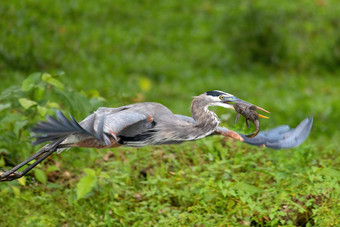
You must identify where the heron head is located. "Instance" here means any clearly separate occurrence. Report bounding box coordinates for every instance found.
[204,90,239,109]
[204,90,270,114]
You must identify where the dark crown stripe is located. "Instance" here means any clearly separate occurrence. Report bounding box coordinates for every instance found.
[205,91,224,97]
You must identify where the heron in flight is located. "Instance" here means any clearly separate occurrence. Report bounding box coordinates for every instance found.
[0,90,313,181]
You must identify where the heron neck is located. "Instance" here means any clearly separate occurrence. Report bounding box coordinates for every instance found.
[191,98,220,131]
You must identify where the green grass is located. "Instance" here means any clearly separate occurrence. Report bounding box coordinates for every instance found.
[1,1,340,226]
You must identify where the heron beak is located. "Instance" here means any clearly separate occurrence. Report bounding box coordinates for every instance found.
[258,114,269,119]
[223,96,270,118]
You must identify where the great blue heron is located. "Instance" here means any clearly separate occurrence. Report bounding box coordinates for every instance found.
[0,90,313,181]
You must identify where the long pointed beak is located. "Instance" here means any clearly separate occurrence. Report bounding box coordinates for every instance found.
[224,96,270,118]
[258,114,269,119]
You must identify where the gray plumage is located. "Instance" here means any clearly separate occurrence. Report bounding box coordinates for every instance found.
[31,91,313,150]
[239,117,313,149]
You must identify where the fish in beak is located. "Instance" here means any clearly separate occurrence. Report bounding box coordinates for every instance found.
[223,96,270,138]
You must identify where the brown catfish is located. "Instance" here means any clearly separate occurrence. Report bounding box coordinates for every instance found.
[233,103,261,138]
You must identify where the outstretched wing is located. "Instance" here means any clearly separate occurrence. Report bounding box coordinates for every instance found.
[32,108,152,147]
[80,108,151,145]
[215,117,313,149]
[240,117,313,149]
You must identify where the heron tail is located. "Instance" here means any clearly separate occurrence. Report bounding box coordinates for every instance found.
[31,111,91,148]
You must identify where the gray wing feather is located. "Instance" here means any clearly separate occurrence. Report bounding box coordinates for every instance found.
[102,112,148,134]
[80,110,148,145]
[241,117,313,149]
[175,114,196,124]
[33,107,150,146]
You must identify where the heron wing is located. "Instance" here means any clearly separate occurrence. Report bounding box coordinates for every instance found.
[80,109,151,145]
[32,107,153,147]
[216,117,313,149]
[174,114,196,124]
[243,117,313,149]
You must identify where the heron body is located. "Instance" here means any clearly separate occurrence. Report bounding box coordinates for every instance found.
[33,92,227,149]
[0,90,313,181]
[32,90,313,150]
[65,101,218,148]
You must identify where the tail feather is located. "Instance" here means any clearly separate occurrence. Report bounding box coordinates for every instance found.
[31,111,91,146]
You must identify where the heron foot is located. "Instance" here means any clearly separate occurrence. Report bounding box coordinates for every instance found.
[0,170,22,182]
[222,130,244,142]
[0,146,56,182]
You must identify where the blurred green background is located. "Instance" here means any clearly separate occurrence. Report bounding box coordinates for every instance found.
[0,0,339,226]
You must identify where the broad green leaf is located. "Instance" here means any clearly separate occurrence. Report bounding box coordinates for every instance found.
[33,84,46,101]
[34,168,47,184]
[42,73,64,90]
[55,89,90,117]
[87,89,100,98]
[99,172,110,179]
[11,186,21,198]
[0,86,21,101]
[47,77,65,90]
[0,103,11,112]
[0,187,10,196]
[320,167,340,179]
[221,189,227,197]
[0,113,21,124]
[21,72,41,91]
[41,73,52,81]
[37,105,48,117]
[233,182,261,195]
[46,165,60,173]
[113,208,124,217]
[18,177,26,186]
[46,101,60,108]
[83,168,96,176]
[18,98,37,109]
[14,120,28,135]
[76,175,97,200]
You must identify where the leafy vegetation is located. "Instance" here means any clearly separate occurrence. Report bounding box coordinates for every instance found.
[0,0,340,226]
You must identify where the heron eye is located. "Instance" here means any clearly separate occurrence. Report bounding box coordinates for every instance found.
[219,95,225,100]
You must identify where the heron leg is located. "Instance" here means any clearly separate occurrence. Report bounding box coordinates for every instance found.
[0,146,55,182]
[215,127,244,142]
